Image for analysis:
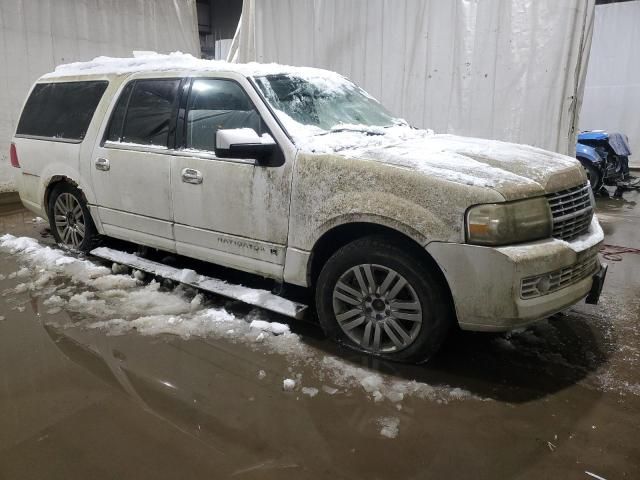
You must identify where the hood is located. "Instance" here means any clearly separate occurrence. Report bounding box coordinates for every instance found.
[578,131,609,142]
[297,127,586,201]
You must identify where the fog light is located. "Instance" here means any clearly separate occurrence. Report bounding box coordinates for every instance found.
[536,276,551,294]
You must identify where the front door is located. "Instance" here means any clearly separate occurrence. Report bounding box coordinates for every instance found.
[171,77,293,278]
[91,78,182,251]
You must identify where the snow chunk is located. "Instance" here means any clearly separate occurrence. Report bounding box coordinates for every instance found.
[190,293,203,310]
[111,263,129,275]
[360,374,384,393]
[43,295,65,308]
[283,378,296,391]
[257,370,266,380]
[16,267,29,278]
[377,417,400,439]
[249,319,290,335]
[322,385,339,395]
[177,268,200,284]
[301,387,319,398]
[132,269,145,281]
[0,316,5,321]
[91,274,138,291]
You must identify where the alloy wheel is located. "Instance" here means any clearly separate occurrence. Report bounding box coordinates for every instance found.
[331,263,423,353]
[53,192,86,248]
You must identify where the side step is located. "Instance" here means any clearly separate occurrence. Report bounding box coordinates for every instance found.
[90,247,308,320]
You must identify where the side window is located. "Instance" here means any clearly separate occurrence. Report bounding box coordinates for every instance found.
[17,81,108,141]
[120,79,181,147]
[185,79,263,152]
[105,81,134,142]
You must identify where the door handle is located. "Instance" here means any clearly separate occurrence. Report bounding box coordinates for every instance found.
[95,158,110,171]
[181,168,203,184]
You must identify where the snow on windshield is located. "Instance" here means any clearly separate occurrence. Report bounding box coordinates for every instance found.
[254,74,397,134]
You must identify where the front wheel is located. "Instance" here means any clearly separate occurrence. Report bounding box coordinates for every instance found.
[315,236,453,363]
[583,163,602,192]
[47,183,99,252]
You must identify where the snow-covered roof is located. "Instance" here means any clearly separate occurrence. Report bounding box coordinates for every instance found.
[42,51,345,83]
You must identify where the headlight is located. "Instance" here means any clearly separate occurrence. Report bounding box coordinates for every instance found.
[465,197,552,246]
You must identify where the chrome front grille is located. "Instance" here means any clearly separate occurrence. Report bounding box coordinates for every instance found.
[521,250,599,299]
[546,183,593,241]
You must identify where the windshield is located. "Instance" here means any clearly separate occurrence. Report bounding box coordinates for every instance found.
[253,74,397,137]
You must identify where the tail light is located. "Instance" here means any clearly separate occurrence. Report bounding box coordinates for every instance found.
[9,142,20,168]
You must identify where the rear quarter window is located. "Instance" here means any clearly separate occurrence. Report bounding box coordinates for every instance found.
[120,79,182,147]
[16,81,108,141]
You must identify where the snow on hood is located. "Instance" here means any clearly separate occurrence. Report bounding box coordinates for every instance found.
[290,124,584,199]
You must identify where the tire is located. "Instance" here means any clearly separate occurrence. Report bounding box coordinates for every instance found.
[583,163,602,192]
[47,183,99,252]
[315,235,453,363]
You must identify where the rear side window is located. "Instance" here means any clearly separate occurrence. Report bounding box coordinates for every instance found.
[105,81,134,142]
[120,79,181,147]
[16,81,108,141]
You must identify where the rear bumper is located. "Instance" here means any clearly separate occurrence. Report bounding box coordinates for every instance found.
[426,219,605,332]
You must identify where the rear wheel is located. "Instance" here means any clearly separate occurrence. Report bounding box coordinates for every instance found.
[315,235,453,363]
[47,183,99,252]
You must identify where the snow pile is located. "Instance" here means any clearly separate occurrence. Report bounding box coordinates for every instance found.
[44,51,348,89]
[1,234,479,405]
[91,247,303,319]
[319,356,477,404]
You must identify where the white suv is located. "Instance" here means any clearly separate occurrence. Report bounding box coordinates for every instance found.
[10,53,606,362]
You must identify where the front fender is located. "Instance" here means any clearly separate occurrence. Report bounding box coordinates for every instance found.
[308,193,447,248]
[575,144,603,166]
[288,152,503,252]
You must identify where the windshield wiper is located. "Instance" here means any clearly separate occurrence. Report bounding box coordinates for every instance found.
[313,126,385,137]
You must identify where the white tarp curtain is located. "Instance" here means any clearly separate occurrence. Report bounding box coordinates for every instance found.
[580,0,640,166]
[230,0,594,157]
[0,0,200,192]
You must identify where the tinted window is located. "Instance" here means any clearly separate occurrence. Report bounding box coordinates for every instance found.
[105,81,134,142]
[17,81,108,141]
[185,79,263,152]
[121,79,181,147]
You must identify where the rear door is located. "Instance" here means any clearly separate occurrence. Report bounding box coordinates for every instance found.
[91,76,184,251]
[170,76,294,278]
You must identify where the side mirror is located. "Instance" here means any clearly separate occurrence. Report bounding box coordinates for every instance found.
[215,128,277,163]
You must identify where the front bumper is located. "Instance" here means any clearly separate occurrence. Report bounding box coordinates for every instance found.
[426,220,606,332]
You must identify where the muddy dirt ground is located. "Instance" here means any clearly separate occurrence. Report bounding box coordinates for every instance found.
[0,189,638,479]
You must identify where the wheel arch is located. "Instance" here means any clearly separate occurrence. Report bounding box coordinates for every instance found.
[307,221,454,310]
[43,175,101,233]
[44,175,79,211]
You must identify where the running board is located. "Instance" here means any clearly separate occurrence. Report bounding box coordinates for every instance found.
[90,247,308,320]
